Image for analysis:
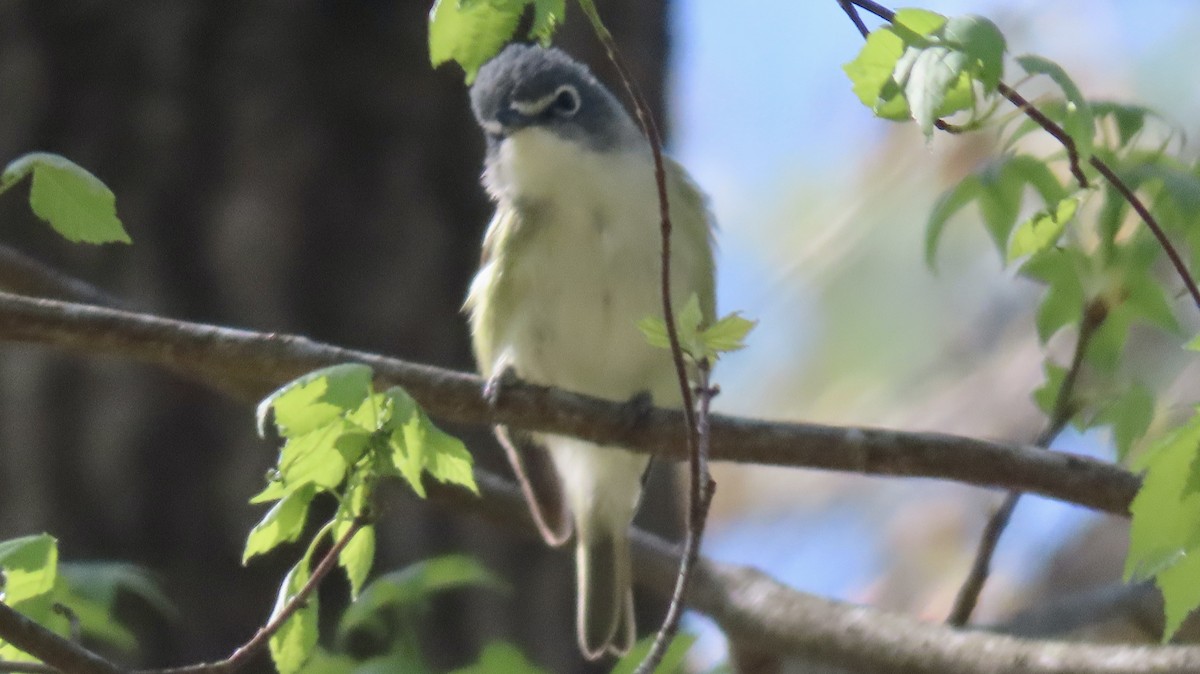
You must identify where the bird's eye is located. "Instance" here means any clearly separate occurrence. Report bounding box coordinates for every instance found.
[550,85,580,116]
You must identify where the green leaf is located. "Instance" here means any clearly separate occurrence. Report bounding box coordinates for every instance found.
[1032,363,1067,416]
[385,388,478,497]
[336,523,375,601]
[844,28,908,112]
[1015,55,1095,157]
[275,423,351,494]
[0,153,131,244]
[1124,268,1180,334]
[270,560,319,674]
[244,485,317,564]
[428,0,523,84]
[450,641,550,674]
[942,15,1006,91]
[892,8,946,36]
[1187,334,1200,352]
[609,633,697,674]
[256,364,374,438]
[701,313,756,356]
[59,562,177,622]
[1007,195,1080,263]
[925,175,982,267]
[0,534,57,604]
[529,0,566,44]
[1085,304,1134,372]
[1094,386,1155,461]
[337,555,506,643]
[1157,548,1200,641]
[1091,101,1157,147]
[905,46,969,138]
[637,315,672,350]
[1127,413,1200,574]
[1020,248,1085,343]
[930,155,1068,267]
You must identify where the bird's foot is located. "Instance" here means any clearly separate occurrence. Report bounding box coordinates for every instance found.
[483,366,520,409]
[619,390,655,433]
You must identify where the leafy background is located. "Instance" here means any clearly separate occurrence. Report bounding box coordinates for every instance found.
[675,0,1200,666]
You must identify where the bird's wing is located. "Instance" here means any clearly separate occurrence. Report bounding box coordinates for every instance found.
[466,206,574,547]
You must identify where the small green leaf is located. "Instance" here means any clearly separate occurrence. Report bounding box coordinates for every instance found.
[892,8,947,36]
[1094,386,1155,461]
[384,388,478,497]
[1021,249,1086,343]
[1127,412,1200,567]
[1032,363,1067,416]
[609,633,697,674]
[1007,195,1080,263]
[256,364,374,438]
[701,313,756,356]
[337,555,506,643]
[637,315,672,349]
[336,523,375,601]
[0,153,130,244]
[450,641,550,674]
[270,560,319,674]
[429,0,523,83]
[905,46,969,138]
[844,28,908,111]
[925,175,982,267]
[244,485,317,564]
[942,15,1006,91]
[1157,548,1200,641]
[529,0,566,44]
[1085,304,1134,372]
[1187,334,1200,351]
[0,534,57,604]
[276,424,351,493]
[1125,269,1180,334]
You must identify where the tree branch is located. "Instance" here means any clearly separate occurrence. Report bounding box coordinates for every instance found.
[948,307,1101,626]
[436,466,1200,673]
[0,291,1141,516]
[0,603,119,674]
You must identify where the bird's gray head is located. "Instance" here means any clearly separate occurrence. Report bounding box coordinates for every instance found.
[470,44,640,153]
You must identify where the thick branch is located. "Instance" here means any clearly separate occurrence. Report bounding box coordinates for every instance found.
[0,292,1141,516]
[632,532,1200,673]
[443,467,1200,673]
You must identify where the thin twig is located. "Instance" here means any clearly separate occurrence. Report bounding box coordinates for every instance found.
[633,365,718,674]
[947,304,1100,627]
[576,2,712,668]
[138,519,366,674]
[0,603,118,674]
[1090,157,1200,310]
[996,83,1088,189]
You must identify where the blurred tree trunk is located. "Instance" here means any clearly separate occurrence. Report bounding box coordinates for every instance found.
[0,1,673,671]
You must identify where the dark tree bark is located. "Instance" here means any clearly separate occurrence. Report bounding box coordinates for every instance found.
[0,1,671,671]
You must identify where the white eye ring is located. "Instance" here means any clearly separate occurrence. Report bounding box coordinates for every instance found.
[549,85,580,116]
[510,84,581,118]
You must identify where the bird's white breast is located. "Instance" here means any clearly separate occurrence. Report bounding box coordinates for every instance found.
[481,128,687,404]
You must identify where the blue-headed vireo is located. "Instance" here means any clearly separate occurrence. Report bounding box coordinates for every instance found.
[465,44,716,659]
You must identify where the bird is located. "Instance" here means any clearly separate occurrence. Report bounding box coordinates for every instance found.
[463,43,716,659]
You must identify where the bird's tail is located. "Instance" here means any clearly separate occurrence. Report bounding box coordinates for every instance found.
[576,527,635,660]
